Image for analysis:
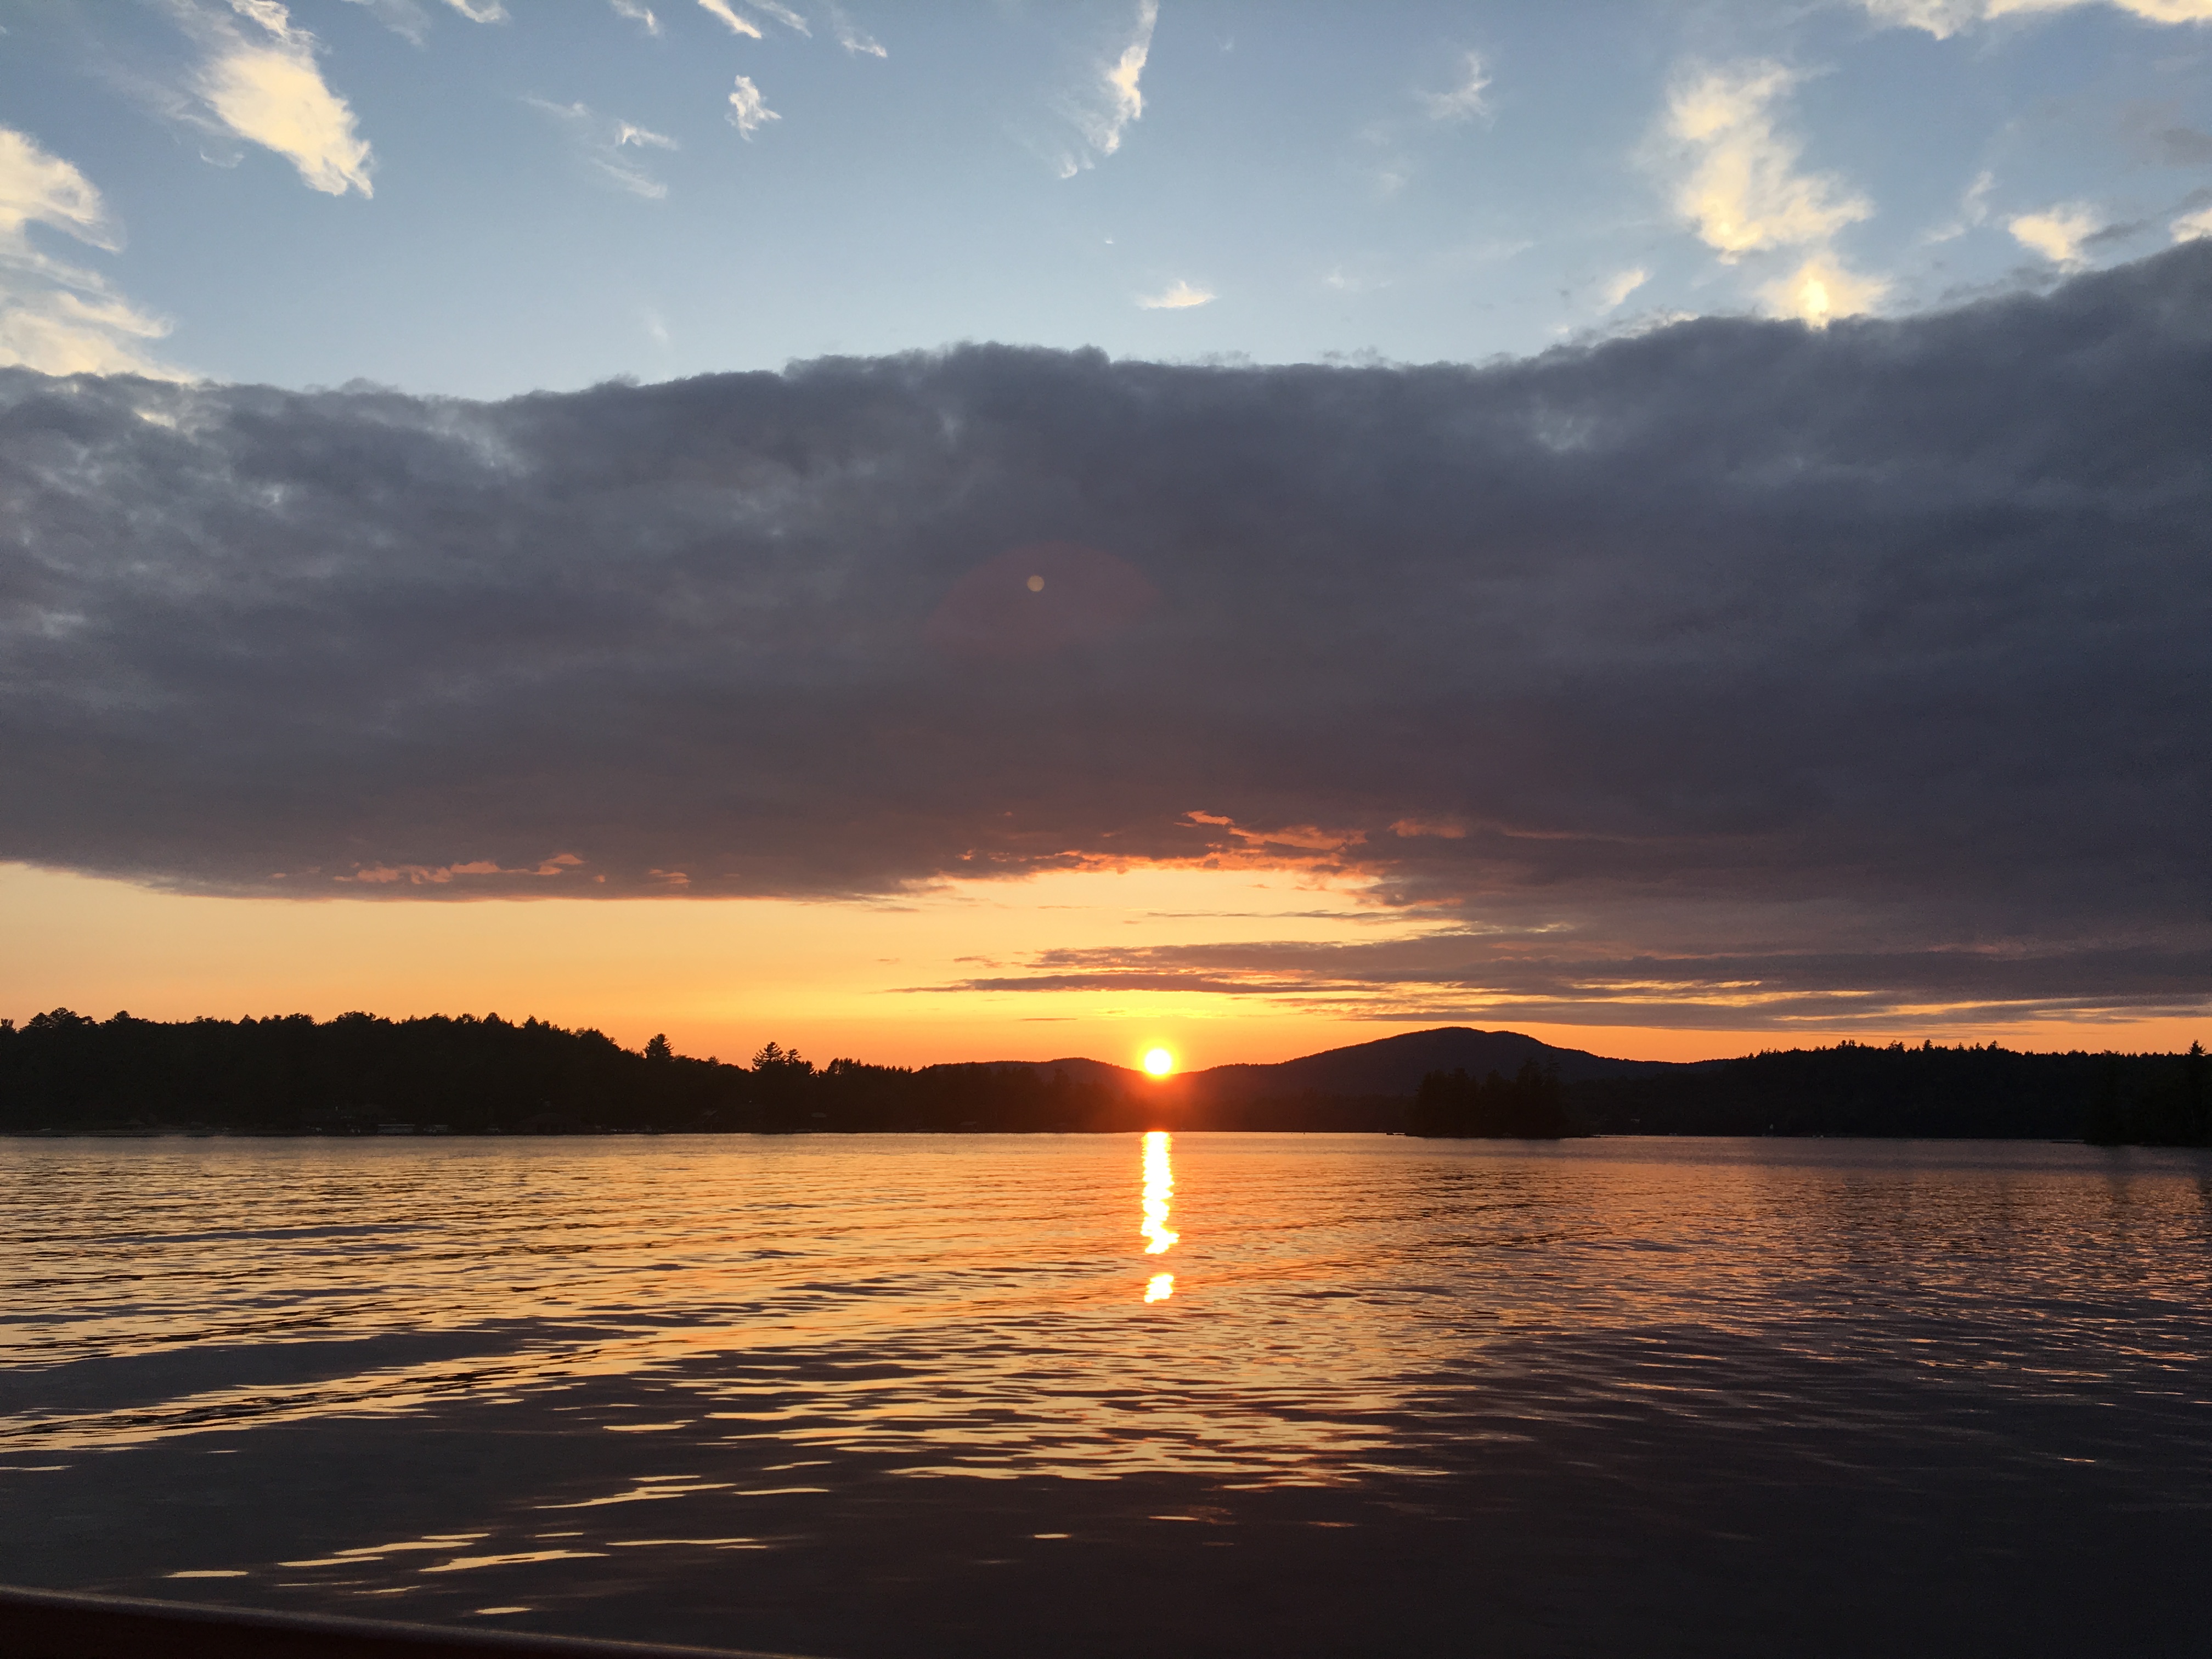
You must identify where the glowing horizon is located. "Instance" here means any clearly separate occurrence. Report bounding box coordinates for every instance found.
[2,861,2204,1071]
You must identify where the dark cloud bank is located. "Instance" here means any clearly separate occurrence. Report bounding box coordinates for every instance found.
[4,246,2209,1029]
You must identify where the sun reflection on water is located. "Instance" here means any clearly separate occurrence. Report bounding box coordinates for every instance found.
[1140,1132,1178,1255]
[1141,1130,1178,1301]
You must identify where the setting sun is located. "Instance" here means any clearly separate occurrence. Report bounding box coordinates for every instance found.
[1142,1047,1175,1077]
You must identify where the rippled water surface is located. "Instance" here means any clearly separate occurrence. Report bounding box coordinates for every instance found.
[4,1134,2211,1657]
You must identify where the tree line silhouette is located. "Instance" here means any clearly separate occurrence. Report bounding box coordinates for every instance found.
[0,1010,2204,1143]
[1408,1061,1577,1139]
[0,1010,1157,1136]
[1561,1039,2210,1144]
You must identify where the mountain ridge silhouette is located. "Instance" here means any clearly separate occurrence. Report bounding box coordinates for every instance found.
[988,1026,1678,1099]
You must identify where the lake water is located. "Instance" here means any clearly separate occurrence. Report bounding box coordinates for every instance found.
[3,1133,2210,1658]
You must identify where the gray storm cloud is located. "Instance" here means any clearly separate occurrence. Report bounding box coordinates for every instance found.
[2,245,2208,1024]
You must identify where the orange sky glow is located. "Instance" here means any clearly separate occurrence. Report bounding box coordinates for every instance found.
[4,861,2200,1069]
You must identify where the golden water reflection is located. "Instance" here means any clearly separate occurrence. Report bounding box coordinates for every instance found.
[7,1138,2212,1651]
[12,1136,2211,1486]
[1140,1130,1178,1301]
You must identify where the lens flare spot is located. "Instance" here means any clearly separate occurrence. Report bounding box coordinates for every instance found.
[1141,1130,1178,1256]
[1142,1047,1174,1077]
[1144,1273,1175,1303]
[1025,573,1045,592]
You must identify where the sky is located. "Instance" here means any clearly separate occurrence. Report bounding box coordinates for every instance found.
[1,0,2209,1069]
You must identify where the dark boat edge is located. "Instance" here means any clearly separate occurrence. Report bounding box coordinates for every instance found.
[0,1583,821,1659]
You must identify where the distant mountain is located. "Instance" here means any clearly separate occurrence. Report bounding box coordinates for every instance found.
[985,1028,1672,1101]
[1182,1027,1674,1100]
[949,1056,1142,1090]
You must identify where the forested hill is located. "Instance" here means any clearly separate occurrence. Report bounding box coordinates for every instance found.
[0,1009,2203,1144]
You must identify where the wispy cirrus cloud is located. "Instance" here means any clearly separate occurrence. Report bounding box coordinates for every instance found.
[0,129,117,254]
[830,5,885,57]
[694,2,861,135]
[1861,0,2212,37]
[1136,278,1213,309]
[698,0,806,38]
[1352,47,1497,203]
[1655,60,1887,325]
[698,0,763,38]
[750,1,810,35]
[609,0,661,35]
[727,75,779,138]
[1418,51,1492,123]
[191,2,374,197]
[0,127,178,377]
[338,0,433,42]
[1052,1,1159,177]
[527,98,680,199]
[340,0,508,37]
[1092,0,1158,154]
[1923,168,1995,244]
[1322,266,1388,294]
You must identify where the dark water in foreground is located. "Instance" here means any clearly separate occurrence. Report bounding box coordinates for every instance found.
[3,1134,2210,1658]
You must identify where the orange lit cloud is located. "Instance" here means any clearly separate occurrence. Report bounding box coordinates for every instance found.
[334,854,586,886]
[193,3,375,198]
